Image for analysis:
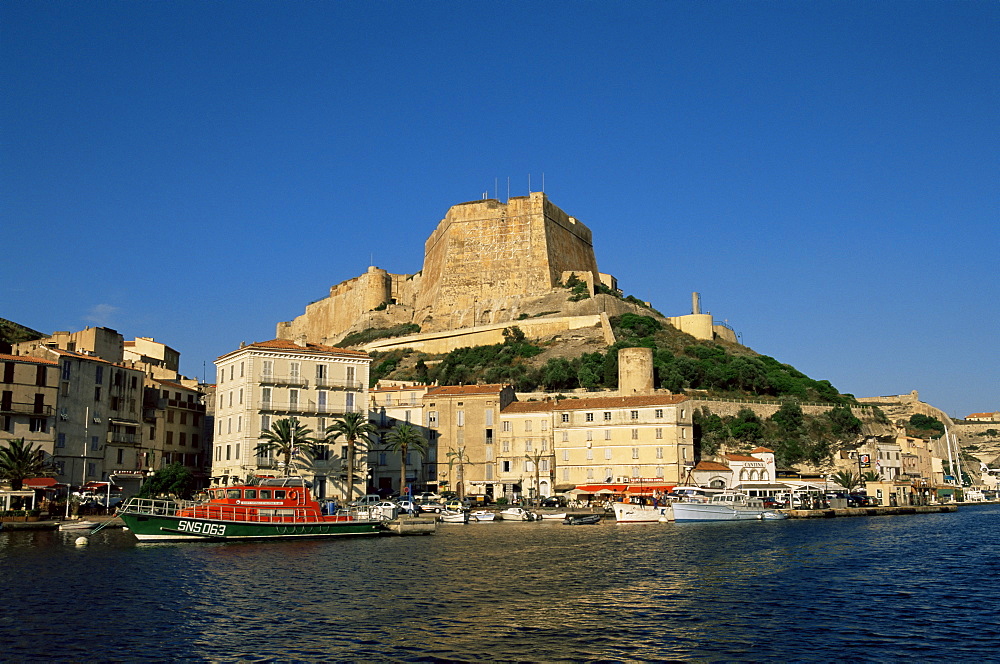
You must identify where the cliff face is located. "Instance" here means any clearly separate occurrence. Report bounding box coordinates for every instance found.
[277,192,606,344]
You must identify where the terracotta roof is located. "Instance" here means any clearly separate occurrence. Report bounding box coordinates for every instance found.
[544,394,688,410]
[725,454,762,462]
[219,339,370,360]
[967,412,998,419]
[153,379,198,392]
[0,353,57,366]
[425,384,509,397]
[751,447,774,454]
[46,348,117,365]
[502,401,556,413]
[694,461,731,472]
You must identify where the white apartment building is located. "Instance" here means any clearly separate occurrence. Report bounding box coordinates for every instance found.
[213,339,371,498]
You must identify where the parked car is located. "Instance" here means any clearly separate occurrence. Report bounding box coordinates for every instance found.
[758,497,781,508]
[349,494,382,507]
[395,499,422,515]
[415,492,441,503]
[541,496,564,508]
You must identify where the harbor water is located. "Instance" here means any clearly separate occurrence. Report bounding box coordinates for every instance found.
[2,504,997,662]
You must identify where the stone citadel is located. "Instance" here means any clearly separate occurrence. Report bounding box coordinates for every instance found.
[277,192,737,354]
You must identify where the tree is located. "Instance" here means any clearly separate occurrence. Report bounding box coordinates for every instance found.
[325,412,377,504]
[137,463,196,499]
[256,418,316,477]
[861,470,881,483]
[0,438,51,490]
[384,422,428,498]
[831,469,862,493]
[445,446,470,500]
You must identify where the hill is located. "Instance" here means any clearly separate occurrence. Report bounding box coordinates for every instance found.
[0,318,45,352]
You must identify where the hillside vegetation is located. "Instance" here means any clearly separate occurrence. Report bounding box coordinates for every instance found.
[369,314,856,405]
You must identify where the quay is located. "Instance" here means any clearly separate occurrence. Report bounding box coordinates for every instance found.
[783,504,958,519]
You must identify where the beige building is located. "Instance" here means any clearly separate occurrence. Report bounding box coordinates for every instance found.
[497,395,694,500]
[1,352,59,458]
[212,339,371,499]
[368,382,432,495]
[420,384,516,498]
[145,378,208,483]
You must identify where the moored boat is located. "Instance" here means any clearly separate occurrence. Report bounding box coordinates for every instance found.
[438,509,468,523]
[116,478,385,541]
[498,507,537,521]
[59,520,99,531]
[563,514,602,525]
[672,492,788,522]
[469,510,496,522]
[539,512,568,520]
[612,501,673,523]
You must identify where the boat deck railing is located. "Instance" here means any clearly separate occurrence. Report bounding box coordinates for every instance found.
[119,497,394,524]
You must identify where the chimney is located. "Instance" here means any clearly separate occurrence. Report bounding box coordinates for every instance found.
[295,335,307,347]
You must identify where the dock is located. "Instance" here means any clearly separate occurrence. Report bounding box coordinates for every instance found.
[783,504,958,518]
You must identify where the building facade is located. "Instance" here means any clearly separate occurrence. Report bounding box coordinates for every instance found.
[212,339,371,499]
[0,353,59,457]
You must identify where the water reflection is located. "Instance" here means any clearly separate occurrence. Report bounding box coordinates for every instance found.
[2,506,999,661]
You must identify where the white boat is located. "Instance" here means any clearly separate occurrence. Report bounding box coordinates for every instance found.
[469,510,495,522]
[59,520,99,531]
[498,507,536,521]
[439,510,468,523]
[672,492,789,521]
[612,502,673,523]
[539,512,568,520]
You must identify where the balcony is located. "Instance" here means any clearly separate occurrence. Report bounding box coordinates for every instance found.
[257,401,365,416]
[313,377,364,390]
[0,402,54,416]
[106,431,141,447]
[258,374,309,387]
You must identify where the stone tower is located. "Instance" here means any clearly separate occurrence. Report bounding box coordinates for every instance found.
[618,347,654,395]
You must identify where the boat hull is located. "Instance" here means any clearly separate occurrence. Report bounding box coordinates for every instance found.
[119,512,384,541]
[671,502,780,522]
[612,502,673,523]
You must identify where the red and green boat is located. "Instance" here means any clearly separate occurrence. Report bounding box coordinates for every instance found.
[117,479,385,542]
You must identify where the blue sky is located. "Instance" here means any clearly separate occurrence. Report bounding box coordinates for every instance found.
[3,1,996,418]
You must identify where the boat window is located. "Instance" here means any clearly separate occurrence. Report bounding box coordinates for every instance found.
[227,489,240,499]
[244,490,257,499]
[214,489,225,499]
[259,490,272,499]
[275,490,286,499]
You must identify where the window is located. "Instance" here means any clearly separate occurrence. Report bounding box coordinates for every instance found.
[561,431,568,442]
[316,364,327,381]
[346,392,355,410]
[91,435,100,451]
[238,389,243,405]
[457,410,464,426]
[95,366,103,385]
[525,420,532,432]
[561,413,569,423]
[240,362,244,377]
[525,460,534,472]
[586,431,593,441]
[586,468,594,480]
[289,389,299,408]
[180,432,187,446]
[228,392,233,408]
[541,439,547,452]
[655,466,664,478]
[429,411,438,427]
[486,464,494,480]
[94,386,101,402]
[235,444,240,459]
[290,362,300,379]
[586,413,594,422]
[562,449,569,461]
[180,412,187,425]
[655,428,662,439]
[562,468,570,481]
[630,410,639,420]
[604,448,612,460]
[226,445,231,460]
[603,411,612,421]
[30,418,46,432]
[502,421,511,432]
[586,448,593,460]
[237,416,242,432]
[261,387,272,406]
[501,460,511,473]
[62,361,71,380]
[317,391,327,412]
[405,410,411,423]
[632,447,639,459]
[525,439,533,452]
[502,440,510,453]
[655,409,663,418]
[229,366,234,381]
[346,366,355,383]
[631,466,640,477]
[57,433,66,448]
[486,446,494,461]
[117,448,124,464]
[262,360,273,377]
[656,447,663,459]
[485,410,493,426]
[604,429,611,440]
[167,431,174,445]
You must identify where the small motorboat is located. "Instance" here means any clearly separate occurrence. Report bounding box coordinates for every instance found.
[539,512,568,520]
[563,514,602,525]
[469,510,495,522]
[438,510,468,523]
[59,520,98,531]
[498,507,537,521]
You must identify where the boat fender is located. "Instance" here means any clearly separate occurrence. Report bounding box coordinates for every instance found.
[75,536,89,546]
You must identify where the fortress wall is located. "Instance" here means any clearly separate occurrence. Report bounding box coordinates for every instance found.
[277,267,396,344]
[542,196,600,286]
[362,315,605,355]
[414,193,600,331]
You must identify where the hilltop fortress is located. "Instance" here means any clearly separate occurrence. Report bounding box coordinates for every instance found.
[277,192,737,353]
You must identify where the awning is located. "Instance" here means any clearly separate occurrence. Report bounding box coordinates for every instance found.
[22,477,58,488]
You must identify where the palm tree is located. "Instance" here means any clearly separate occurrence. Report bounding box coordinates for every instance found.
[0,438,51,490]
[325,412,377,505]
[861,470,881,483]
[256,418,316,477]
[384,423,428,498]
[445,446,470,500]
[831,469,862,493]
